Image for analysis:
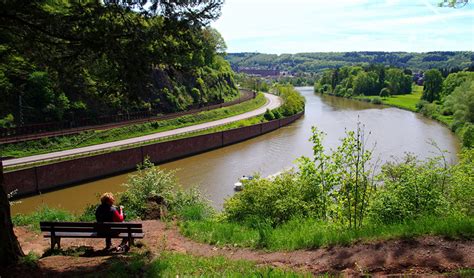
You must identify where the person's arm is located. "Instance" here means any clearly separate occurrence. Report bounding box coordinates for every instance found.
[112,207,124,222]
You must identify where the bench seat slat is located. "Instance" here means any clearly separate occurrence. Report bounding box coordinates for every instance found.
[43,232,144,239]
[40,222,142,228]
[40,227,143,233]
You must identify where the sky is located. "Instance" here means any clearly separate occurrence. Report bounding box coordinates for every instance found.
[211,0,474,54]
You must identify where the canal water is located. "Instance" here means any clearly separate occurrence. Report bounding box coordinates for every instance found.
[12,87,460,214]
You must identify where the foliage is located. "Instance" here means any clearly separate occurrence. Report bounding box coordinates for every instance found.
[273,84,305,116]
[0,0,237,125]
[119,160,213,220]
[367,155,450,224]
[422,69,443,102]
[224,124,374,229]
[447,148,474,216]
[441,71,474,99]
[315,65,412,97]
[263,109,275,121]
[444,80,474,129]
[181,215,474,251]
[12,205,76,231]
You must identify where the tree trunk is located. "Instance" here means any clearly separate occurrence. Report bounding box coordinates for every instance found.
[0,159,24,267]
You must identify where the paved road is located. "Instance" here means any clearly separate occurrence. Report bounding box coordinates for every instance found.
[4,93,282,167]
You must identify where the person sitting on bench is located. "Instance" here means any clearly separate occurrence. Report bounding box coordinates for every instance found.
[95,192,129,251]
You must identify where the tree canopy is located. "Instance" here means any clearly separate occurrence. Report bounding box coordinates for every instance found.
[0,0,237,126]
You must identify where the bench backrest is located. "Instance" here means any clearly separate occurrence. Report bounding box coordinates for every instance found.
[40,222,143,235]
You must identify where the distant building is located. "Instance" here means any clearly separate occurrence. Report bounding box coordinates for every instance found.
[413,72,424,86]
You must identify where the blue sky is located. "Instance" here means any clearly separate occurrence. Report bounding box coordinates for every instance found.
[211,0,474,53]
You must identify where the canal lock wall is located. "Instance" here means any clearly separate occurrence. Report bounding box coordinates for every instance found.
[3,112,303,198]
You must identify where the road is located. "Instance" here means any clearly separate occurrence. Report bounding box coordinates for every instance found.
[4,93,282,167]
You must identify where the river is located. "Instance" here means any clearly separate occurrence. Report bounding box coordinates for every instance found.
[11,87,460,214]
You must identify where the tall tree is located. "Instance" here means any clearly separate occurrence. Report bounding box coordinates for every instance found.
[0,159,24,267]
[422,69,443,102]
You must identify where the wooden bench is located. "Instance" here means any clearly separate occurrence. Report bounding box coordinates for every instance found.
[40,221,144,250]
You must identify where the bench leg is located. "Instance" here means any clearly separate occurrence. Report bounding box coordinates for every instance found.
[51,237,61,250]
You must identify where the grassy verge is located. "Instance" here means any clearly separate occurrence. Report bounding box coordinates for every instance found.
[1,93,266,158]
[180,216,474,251]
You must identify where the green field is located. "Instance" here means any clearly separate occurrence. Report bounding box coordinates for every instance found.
[355,85,422,112]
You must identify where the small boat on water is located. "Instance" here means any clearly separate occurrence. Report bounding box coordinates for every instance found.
[233,175,253,191]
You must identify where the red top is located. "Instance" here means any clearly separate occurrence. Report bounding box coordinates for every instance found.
[112,208,124,222]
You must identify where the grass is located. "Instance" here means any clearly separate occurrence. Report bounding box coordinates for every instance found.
[1,93,267,159]
[180,215,474,251]
[12,205,77,231]
[354,85,423,112]
[105,251,309,277]
[353,85,454,127]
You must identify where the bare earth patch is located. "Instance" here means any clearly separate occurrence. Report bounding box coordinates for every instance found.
[3,220,473,277]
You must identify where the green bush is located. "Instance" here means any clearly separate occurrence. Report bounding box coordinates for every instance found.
[368,155,450,224]
[274,84,305,116]
[263,109,275,121]
[119,160,213,220]
[371,96,383,104]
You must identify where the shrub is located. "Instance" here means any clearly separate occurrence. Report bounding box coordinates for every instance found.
[263,109,275,121]
[368,155,450,224]
[119,160,213,220]
[379,87,390,98]
[274,84,305,116]
[371,97,383,105]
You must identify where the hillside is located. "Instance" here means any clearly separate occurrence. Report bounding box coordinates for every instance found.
[227,51,473,74]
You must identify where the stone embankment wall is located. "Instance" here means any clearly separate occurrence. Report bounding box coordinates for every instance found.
[4,112,303,198]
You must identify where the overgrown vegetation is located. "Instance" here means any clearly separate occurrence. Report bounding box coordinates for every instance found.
[1,1,237,126]
[180,125,474,250]
[273,84,306,117]
[0,93,266,158]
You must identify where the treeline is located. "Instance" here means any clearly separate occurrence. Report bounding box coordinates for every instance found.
[227,51,473,74]
[0,0,237,127]
[418,70,474,148]
[314,65,412,97]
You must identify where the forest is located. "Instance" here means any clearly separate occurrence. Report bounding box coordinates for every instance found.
[227,51,473,74]
[0,0,237,127]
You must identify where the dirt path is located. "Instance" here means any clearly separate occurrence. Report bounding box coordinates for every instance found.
[11,220,474,276]
[5,93,282,167]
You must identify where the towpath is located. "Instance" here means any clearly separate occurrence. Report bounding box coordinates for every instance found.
[4,93,282,167]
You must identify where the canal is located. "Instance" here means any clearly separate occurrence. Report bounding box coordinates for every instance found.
[12,87,460,214]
